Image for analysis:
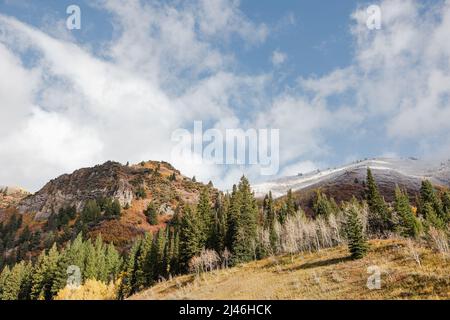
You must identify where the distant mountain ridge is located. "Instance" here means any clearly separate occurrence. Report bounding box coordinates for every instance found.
[252,158,450,214]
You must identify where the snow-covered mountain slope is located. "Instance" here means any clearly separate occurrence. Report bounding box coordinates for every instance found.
[252,158,450,199]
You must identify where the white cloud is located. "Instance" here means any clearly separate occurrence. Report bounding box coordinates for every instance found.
[0,0,270,192]
[1,0,450,193]
[271,49,287,66]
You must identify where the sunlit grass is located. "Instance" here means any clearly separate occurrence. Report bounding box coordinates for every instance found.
[130,239,450,300]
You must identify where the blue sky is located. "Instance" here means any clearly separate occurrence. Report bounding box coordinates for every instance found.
[0,0,450,191]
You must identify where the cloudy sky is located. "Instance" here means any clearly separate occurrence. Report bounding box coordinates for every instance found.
[0,0,450,192]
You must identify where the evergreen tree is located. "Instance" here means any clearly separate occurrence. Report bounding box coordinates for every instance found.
[345,203,369,259]
[145,203,158,225]
[178,206,203,271]
[30,243,60,300]
[225,185,241,250]
[135,233,153,289]
[170,231,180,275]
[231,176,258,265]
[104,243,122,282]
[150,229,166,280]
[197,188,213,247]
[286,189,296,217]
[210,194,228,252]
[0,265,10,299]
[442,191,450,223]
[394,186,421,238]
[81,200,101,224]
[263,191,278,252]
[423,202,445,229]
[366,168,393,235]
[118,239,141,299]
[419,180,444,220]
[0,261,29,300]
[313,190,333,217]
[93,236,107,282]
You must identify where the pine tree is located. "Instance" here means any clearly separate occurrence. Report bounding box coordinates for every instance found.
[197,188,213,247]
[286,189,296,216]
[145,202,158,225]
[345,203,369,259]
[93,235,107,282]
[263,191,278,252]
[313,190,333,217]
[231,176,258,265]
[423,202,445,229]
[171,231,180,275]
[442,191,450,223]
[366,168,392,235]
[394,186,421,238]
[419,180,444,219]
[135,233,153,289]
[118,238,141,299]
[30,243,60,300]
[82,200,101,224]
[104,243,122,282]
[150,229,166,280]
[0,261,29,300]
[210,194,228,252]
[225,185,241,250]
[0,265,10,299]
[178,206,203,271]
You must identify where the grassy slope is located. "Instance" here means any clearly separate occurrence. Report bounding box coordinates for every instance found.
[130,239,450,300]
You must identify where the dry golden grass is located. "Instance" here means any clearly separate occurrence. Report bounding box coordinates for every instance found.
[130,239,450,300]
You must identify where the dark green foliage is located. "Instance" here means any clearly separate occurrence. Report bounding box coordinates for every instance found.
[345,203,369,259]
[1,232,121,300]
[419,180,447,228]
[197,188,214,247]
[263,191,278,252]
[98,198,122,219]
[0,261,32,300]
[81,200,101,224]
[230,177,258,265]
[366,168,393,235]
[423,202,445,229]
[419,180,444,218]
[279,189,296,224]
[118,239,141,299]
[313,190,334,217]
[135,186,146,199]
[145,202,158,225]
[442,191,450,222]
[178,206,204,271]
[210,194,228,252]
[394,186,421,238]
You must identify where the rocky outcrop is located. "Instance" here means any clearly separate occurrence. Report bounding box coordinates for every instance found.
[0,186,30,209]
[16,160,214,220]
[17,161,136,219]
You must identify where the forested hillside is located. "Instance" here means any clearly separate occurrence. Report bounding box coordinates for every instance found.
[0,165,449,300]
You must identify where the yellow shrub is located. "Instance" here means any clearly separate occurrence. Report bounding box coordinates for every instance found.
[55,279,118,300]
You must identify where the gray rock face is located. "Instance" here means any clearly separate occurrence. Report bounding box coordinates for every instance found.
[18,161,136,220]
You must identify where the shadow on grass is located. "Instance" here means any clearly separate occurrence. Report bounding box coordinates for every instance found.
[293,256,354,271]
